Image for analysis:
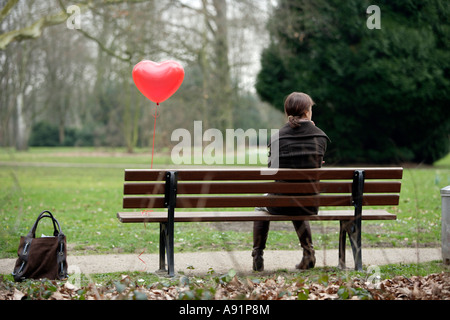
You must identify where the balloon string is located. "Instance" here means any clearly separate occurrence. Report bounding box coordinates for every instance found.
[151,103,160,169]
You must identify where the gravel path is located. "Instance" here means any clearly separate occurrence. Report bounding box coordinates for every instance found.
[0,247,442,277]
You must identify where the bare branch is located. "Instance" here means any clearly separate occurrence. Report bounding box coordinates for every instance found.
[0,0,19,23]
[75,27,132,63]
[0,1,93,50]
[0,10,66,50]
[0,0,155,50]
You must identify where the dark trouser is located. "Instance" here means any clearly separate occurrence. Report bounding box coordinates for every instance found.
[252,209,316,270]
[252,220,313,256]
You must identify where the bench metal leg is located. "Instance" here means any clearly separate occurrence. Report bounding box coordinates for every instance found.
[338,221,347,269]
[349,221,362,271]
[158,221,175,277]
[163,171,177,277]
[339,170,364,271]
[158,223,167,272]
[339,220,362,270]
[166,215,175,277]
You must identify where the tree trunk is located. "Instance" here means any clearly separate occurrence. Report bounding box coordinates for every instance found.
[211,0,233,131]
[15,92,28,151]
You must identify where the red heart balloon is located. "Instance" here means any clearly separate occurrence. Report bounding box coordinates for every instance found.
[132,60,185,104]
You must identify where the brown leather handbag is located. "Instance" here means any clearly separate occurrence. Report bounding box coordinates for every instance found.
[12,210,68,282]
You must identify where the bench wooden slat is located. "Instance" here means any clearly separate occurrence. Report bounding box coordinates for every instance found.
[117,209,397,223]
[122,194,399,209]
[124,181,402,195]
[124,167,403,181]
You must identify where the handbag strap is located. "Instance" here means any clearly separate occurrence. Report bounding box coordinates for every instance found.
[27,210,64,238]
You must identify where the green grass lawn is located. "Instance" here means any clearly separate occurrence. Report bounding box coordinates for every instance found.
[0,147,449,260]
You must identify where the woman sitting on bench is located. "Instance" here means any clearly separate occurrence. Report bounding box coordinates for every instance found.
[252,92,330,271]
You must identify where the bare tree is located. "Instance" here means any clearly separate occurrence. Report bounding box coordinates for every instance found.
[0,0,272,151]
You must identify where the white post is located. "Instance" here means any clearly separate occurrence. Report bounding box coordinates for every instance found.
[441,186,450,265]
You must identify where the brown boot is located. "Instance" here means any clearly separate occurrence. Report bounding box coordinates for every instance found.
[252,220,270,271]
[252,249,264,271]
[292,220,316,270]
[295,247,316,270]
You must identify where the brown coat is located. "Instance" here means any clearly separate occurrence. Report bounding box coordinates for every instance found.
[267,121,330,215]
[269,121,330,169]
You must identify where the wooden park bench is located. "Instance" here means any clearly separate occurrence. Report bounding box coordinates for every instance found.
[117,167,403,276]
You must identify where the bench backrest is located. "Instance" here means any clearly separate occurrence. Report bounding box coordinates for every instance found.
[122,168,403,210]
